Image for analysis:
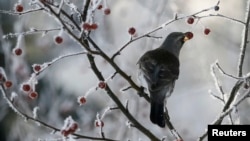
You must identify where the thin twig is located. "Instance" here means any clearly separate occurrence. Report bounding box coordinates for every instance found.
[200,14,245,25]
[3,28,61,39]
[215,62,243,80]
[111,2,244,60]
[0,8,43,15]
[198,1,250,140]
[34,51,96,76]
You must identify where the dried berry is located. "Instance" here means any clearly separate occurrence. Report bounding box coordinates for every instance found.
[128,27,136,35]
[13,48,23,56]
[78,96,87,105]
[61,129,70,137]
[55,36,63,44]
[97,5,103,10]
[22,84,31,92]
[98,81,106,89]
[15,4,24,12]
[204,28,211,35]
[82,23,91,31]
[90,23,98,30]
[70,122,79,131]
[33,64,41,72]
[187,17,194,24]
[4,80,13,88]
[104,8,111,15]
[29,91,38,99]
[95,120,104,127]
[185,32,194,39]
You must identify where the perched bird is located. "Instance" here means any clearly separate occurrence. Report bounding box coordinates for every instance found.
[137,32,191,127]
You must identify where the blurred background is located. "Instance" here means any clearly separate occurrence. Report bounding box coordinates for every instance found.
[0,0,249,141]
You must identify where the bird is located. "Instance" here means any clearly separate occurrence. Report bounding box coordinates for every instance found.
[137,32,191,128]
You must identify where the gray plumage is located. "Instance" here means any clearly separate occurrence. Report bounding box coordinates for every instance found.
[137,32,189,127]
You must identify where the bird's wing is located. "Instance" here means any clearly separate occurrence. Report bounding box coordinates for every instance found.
[138,50,179,92]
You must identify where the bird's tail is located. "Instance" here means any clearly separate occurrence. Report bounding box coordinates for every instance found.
[150,100,165,128]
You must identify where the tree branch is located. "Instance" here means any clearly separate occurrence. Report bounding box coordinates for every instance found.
[198,89,250,141]
[86,54,160,141]
[238,0,250,77]
[0,84,117,141]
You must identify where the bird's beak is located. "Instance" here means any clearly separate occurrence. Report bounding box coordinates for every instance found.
[183,36,190,42]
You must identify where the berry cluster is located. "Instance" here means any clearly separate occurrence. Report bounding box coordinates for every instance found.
[82,23,98,31]
[96,3,111,15]
[21,83,38,99]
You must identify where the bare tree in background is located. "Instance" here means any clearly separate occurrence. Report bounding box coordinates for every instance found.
[0,0,250,141]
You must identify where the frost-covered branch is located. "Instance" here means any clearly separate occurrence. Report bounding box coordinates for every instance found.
[198,1,250,140]
[0,84,117,141]
[198,89,250,141]
[238,0,250,77]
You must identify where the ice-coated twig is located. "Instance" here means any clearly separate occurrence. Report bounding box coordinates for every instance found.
[198,89,250,141]
[238,0,250,77]
[0,8,43,15]
[0,85,117,141]
[3,27,61,39]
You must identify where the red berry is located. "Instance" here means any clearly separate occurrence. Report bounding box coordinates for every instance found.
[15,4,24,12]
[187,17,194,24]
[204,28,211,35]
[33,64,41,72]
[4,80,13,88]
[90,23,98,30]
[22,84,31,92]
[97,5,103,10]
[29,91,38,99]
[78,96,87,105]
[55,36,63,44]
[70,122,79,131]
[61,129,70,137]
[82,23,91,31]
[95,120,104,127]
[128,27,136,35]
[185,32,194,39]
[98,81,106,89]
[13,48,23,56]
[104,8,111,15]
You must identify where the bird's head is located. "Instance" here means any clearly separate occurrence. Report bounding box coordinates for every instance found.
[161,32,192,57]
